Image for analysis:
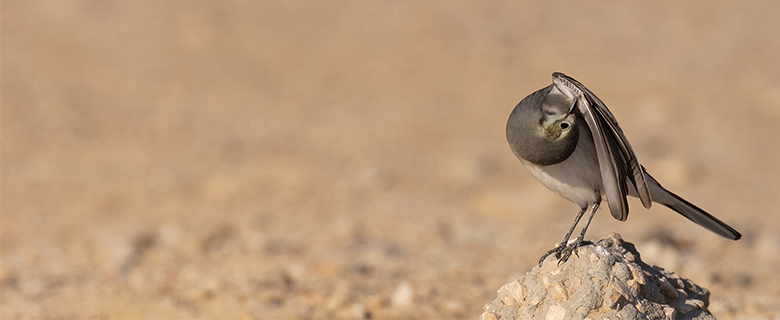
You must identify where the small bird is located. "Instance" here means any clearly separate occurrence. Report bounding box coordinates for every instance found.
[506,72,741,265]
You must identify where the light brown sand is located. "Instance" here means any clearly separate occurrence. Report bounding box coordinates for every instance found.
[3,1,780,318]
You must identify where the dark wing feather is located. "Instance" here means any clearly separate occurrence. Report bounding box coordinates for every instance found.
[586,99,630,220]
[552,72,652,221]
[575,78,653,209]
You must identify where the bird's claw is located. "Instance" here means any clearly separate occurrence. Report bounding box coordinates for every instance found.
[537,238,584,267]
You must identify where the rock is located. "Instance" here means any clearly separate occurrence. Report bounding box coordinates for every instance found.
[481,233,717,320]
[391,280,414,308]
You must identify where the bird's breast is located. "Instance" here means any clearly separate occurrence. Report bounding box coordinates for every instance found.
[520,122,603,208]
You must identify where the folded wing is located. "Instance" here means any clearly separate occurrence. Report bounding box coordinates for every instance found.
[552,72,652,221]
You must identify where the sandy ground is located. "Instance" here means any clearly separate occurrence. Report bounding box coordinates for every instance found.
[3,1,780,319]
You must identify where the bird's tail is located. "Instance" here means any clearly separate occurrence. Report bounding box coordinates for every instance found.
[646,173,741,240]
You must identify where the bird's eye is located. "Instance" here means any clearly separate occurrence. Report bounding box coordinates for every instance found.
[560,122,570,130]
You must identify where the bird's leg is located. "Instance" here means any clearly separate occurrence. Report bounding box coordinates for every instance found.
[557,201,601,264]
[538,206,587,266]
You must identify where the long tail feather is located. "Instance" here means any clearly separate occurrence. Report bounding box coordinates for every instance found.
[647,174,741,240]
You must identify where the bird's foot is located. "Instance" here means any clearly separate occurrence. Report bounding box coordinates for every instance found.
[537,245,563,266]
[556,239,581,264]
[538,238,588,266]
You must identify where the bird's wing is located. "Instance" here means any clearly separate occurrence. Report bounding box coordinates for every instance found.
[552,72,652,221]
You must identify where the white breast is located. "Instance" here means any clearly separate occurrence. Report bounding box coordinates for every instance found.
[520,122,603,208]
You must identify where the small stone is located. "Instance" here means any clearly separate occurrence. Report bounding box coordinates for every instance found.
[609,290,622,304]
[391,281,414,308]
[611,262,632,282]
[545,304,566,320]
[567,277,582,296]
[501,296,517,306]
[603,293,617,309]
[678,299,704,314]
[618,303,643,320]
[577,246,588,257]
[664,306,676,320]
[541,260,561,275]
[624,251,635,262]
[542,275,552,288]
[627,263,646,285]
[659,279,679,301]
[689,299,705,308]
[608,275,633,303]
[626,279,639,290]
[498,278,525,301]
[551,282,568,302]
[481,312,498,320]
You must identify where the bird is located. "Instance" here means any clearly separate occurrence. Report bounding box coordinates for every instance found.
[506,72,741,265]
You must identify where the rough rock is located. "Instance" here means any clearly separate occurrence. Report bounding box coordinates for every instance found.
[480,233,716,320]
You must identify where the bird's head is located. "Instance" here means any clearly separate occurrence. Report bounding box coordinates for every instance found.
[506,85,580,166]
[539,86,578,142]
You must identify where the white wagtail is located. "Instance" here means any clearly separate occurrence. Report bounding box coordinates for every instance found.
[506,72,741,265]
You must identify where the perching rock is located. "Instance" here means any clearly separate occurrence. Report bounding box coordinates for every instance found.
[480,233,716,320]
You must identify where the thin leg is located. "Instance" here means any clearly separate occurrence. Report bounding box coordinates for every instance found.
[558,201,601,263]
[577,201,600,242]
[557,206,588,247]
[538,206,587,266]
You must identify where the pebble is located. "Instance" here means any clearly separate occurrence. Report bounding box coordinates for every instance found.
[624,251,635,262]
[391,280,414,308]
[480,312,498,320]
[501,296,517,306]
[540,259,561,275]
[567,277,581,296]
[545,304,566,320]
[658,278,679,300]
[627,263,646,285]
[498,277,525,302]
[663,306,676,320]
[678,299,704,314]
[550,282,568,302]
[607,275,633,303]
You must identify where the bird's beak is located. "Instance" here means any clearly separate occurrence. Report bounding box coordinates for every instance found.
[565,99,576,117]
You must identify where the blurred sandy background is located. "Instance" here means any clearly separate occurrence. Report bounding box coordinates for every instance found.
[3,1,780,319]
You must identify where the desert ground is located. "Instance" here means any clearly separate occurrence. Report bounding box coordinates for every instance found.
[3,1,780,319]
